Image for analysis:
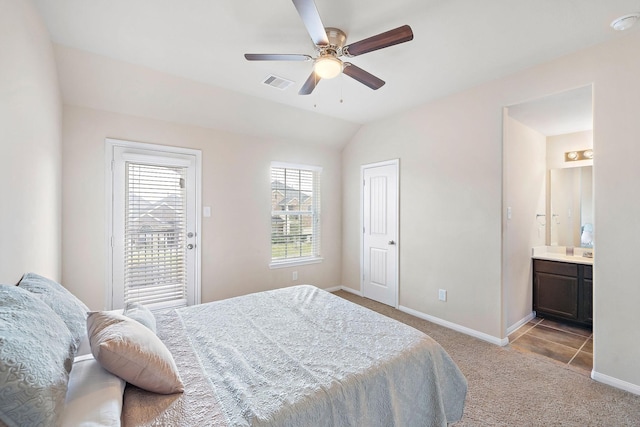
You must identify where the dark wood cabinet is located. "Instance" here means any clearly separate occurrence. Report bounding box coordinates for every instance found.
[582,265,593,324]
[533,259,593,326]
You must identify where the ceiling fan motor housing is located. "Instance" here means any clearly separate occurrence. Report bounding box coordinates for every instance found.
[319,27,347,57]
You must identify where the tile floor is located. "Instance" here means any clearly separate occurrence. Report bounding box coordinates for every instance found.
[508,317,593,373]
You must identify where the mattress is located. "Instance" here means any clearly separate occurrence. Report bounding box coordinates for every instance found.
[122,285,467,426]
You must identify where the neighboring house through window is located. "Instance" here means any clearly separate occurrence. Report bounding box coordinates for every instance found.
[270,162,322,267]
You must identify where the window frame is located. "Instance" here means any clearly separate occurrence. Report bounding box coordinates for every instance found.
[269,161,323,269]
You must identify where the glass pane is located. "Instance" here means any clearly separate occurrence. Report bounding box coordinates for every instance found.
[125,163,187,305]
[271,166,318,261]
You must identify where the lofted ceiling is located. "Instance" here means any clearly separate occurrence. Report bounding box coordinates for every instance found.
[33,0,639,144]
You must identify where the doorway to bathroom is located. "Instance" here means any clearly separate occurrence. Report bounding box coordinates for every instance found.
[502,84,594,371]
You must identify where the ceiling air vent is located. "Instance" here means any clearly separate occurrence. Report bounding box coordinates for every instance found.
[262,74,294,90]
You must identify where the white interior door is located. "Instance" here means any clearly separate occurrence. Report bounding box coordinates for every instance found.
[362,160,399,307]
[108,140,200,310]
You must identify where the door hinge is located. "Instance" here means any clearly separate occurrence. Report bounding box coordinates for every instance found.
[110,236,113,247]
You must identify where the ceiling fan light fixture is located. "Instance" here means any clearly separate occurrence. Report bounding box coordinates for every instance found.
[314,56,342,79]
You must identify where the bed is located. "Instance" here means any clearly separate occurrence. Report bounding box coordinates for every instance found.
[1,275,467,427]
[122,285,467,426]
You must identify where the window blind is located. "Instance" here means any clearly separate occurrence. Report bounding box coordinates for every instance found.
[271,165,321,262]
[124,162,188,308]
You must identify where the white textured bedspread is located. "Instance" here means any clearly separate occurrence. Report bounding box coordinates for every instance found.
[123,285,467,426]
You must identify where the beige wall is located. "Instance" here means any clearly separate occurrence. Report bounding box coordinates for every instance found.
[54,44,360,149]
[0,0,62,283]
[343,85,505,339]
[62,106,342,310]
[342,30,640,390]
[503,116,546,331]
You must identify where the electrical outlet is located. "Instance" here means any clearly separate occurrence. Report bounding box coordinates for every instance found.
[438,289,447,302]
[292,271,298,281]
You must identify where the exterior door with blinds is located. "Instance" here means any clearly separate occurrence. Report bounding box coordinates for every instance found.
[109,140,200,310]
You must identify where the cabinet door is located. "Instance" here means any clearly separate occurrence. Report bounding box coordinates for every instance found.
[582,278,593,324]
[534,272,579,320]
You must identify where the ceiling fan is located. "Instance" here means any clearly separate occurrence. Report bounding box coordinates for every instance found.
[244,0,414,95]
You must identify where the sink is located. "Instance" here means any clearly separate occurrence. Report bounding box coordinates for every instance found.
[531,247,594,265]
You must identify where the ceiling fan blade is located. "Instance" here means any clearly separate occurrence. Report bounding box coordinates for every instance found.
[342,63,385,90]
[343,25,413,57]
[292,0,329,46]
[299,71,321,95]
[244,53,312,61]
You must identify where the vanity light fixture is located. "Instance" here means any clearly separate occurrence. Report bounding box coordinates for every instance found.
[564,149,594,162]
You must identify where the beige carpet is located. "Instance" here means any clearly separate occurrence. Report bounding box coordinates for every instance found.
[333,290,640,427]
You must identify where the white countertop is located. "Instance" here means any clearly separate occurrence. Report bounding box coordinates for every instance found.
[532,246,594,265]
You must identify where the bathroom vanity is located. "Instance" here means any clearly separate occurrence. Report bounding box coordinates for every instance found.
[532,249,593,326]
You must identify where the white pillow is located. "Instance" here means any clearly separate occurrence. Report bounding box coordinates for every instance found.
[61,354,125,427]
[75,334,92,358]
[123,302,156,333]
[87,311,184,394]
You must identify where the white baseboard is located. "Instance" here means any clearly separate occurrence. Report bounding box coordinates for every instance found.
[331,286,506,346]
[336,286,363,297]
[322,286,342,293]
[399,305,509,346]
[506,311,536,336]
[591,371,640,396]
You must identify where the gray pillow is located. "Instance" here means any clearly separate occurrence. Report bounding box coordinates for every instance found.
[0,284,76,427]
[123,301,157,333]
[18,272,89,350]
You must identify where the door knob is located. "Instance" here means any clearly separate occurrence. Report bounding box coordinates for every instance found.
[187,232,194,238]
[187,244,194,250]
[388,240,396,245]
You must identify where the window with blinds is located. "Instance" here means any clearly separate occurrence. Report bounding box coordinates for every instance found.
[124,162,188,308]
[270,163,321,265]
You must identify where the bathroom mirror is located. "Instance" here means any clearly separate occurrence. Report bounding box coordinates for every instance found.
[549,166,593,248]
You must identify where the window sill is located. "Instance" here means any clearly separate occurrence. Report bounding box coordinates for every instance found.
[269,257,324,269]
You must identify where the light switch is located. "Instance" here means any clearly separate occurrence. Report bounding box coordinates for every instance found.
[203,206,211,217]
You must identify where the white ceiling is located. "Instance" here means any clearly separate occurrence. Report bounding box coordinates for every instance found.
[507,85,593,136]
[33,0,639,136]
